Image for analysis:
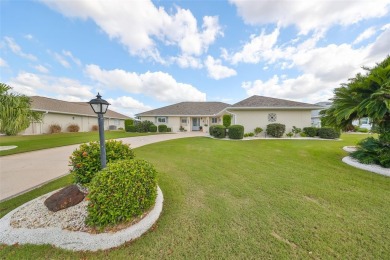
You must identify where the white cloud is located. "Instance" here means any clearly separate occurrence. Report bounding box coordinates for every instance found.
[62,50,82,66]
[229,0,390,34]
[24,34,34,40]
[204,56,237,80]
[41,0,222,62]
[172,55,203,69]
[48,50,71,68]
[34,64,49,73]
[3,37,37,61]
[7,72,94,100]
[107,96,153,116]
[225,27,280,64]
[242,74,334,104]
[0,57,7,67]
[85,64,206,103]
[353,26,377,44]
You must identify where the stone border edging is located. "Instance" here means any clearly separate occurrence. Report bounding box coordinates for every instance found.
[342,156,390,177]
[0,146,17,151]
[0,186,164,251]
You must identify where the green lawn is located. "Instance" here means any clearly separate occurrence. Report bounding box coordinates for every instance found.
[1,134,389,259]
[0,131,158,156]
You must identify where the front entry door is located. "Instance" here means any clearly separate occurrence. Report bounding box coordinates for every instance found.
[192,118,200,131]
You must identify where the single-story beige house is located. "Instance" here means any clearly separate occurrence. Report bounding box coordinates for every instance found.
[23,96,130,135]
[136,95,322,134]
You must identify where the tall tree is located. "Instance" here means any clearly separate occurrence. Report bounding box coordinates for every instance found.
[321,56,390,167]
[0,83,42,135]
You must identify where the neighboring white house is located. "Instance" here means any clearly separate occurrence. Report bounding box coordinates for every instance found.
[136,95,321,134]
[23,96,130,135]
[311,101,332,127]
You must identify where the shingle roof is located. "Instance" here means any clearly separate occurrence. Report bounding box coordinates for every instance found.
[30,96,130,119]
[136,102,230,116]
[230,95,321,109]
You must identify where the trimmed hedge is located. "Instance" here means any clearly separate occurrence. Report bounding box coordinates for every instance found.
[228,125,244,139]
[158,124,167,132]
[67,124,80,132]
[127,125,136,132]
[149,125,157,132]
[124,119,134,132]
[213,125,226,138]
[86,159,157,229]
[223,114,232,127]
[70,140,135,185]
[318,127,340,139]
[266,123,286,138]
[135,120,155,133]
[303,127,318,137]
[167,127,172,132]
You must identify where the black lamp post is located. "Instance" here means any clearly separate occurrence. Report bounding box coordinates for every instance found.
[88,93,110,168]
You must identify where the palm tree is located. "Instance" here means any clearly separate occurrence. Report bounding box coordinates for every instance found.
[0,83,42,135]
[322,56,390,167]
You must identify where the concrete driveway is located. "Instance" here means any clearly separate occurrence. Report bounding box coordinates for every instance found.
[0,132,206,202]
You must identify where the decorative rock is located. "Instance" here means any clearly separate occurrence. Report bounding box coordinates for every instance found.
[44,185,86,212]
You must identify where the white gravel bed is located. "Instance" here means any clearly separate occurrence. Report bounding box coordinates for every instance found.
[343,146,358,153]
[0,186,163,251]
[342,156,390,177]
[0,146,17,151]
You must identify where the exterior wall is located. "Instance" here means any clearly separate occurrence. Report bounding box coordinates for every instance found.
[138,115,223,132]
[23,113,125,135]
[228,109,312,136]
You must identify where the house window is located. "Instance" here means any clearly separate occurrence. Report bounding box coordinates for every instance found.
[268,113,277,122]
[157,117,167,123]
[181,117,187,124]
[211,118,218,124]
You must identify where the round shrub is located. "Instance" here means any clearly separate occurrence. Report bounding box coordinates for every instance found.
[67,124,80,132]
[213,125,226,138]
[70,140,135,185]
[254,127,263,136]
[49,124,61,133]
[209,125,215,136]
[158,124,167,132]
[91,125,98,131]
[167,127,172,132]
[228,125,244,139]
[266,123,286,138]
[223,114,232,127]
[303,127,317,137]
[149,125,157,132]
[318,127,340,139]
[85,159,157,229]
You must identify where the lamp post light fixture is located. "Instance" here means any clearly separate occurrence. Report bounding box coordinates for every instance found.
[88,93,110,168]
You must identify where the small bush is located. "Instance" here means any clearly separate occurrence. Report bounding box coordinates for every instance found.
[70,140,135,185]
[318,127,340,139]
[118,127,124,130]
[135,120,155,133]
[91,125,98,131]
[179,125,186,132]
[158,124,168,132]
[167,127,172,132]
[286,132,293,138]
[357,127,369,133]
[300,132,307,137]
[223,114,232,127]
[67,124,80,132]
[149,125,157,132]
[49,124,61,134]
[209,125,215,136]
[244,132,254,137]
[213,125,226,138]
[228,125,244,139]
[266,123,286,138]
[127,125,137,132]
[303,127,318,137]
[351,137,390,168]
[86,159,157,229]
[292,126,301,136]
[254,127,263,136]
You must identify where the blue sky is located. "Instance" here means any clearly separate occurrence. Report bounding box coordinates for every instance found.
[1,0,389,116]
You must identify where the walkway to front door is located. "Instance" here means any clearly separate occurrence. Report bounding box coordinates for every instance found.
[192,117,200,131]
